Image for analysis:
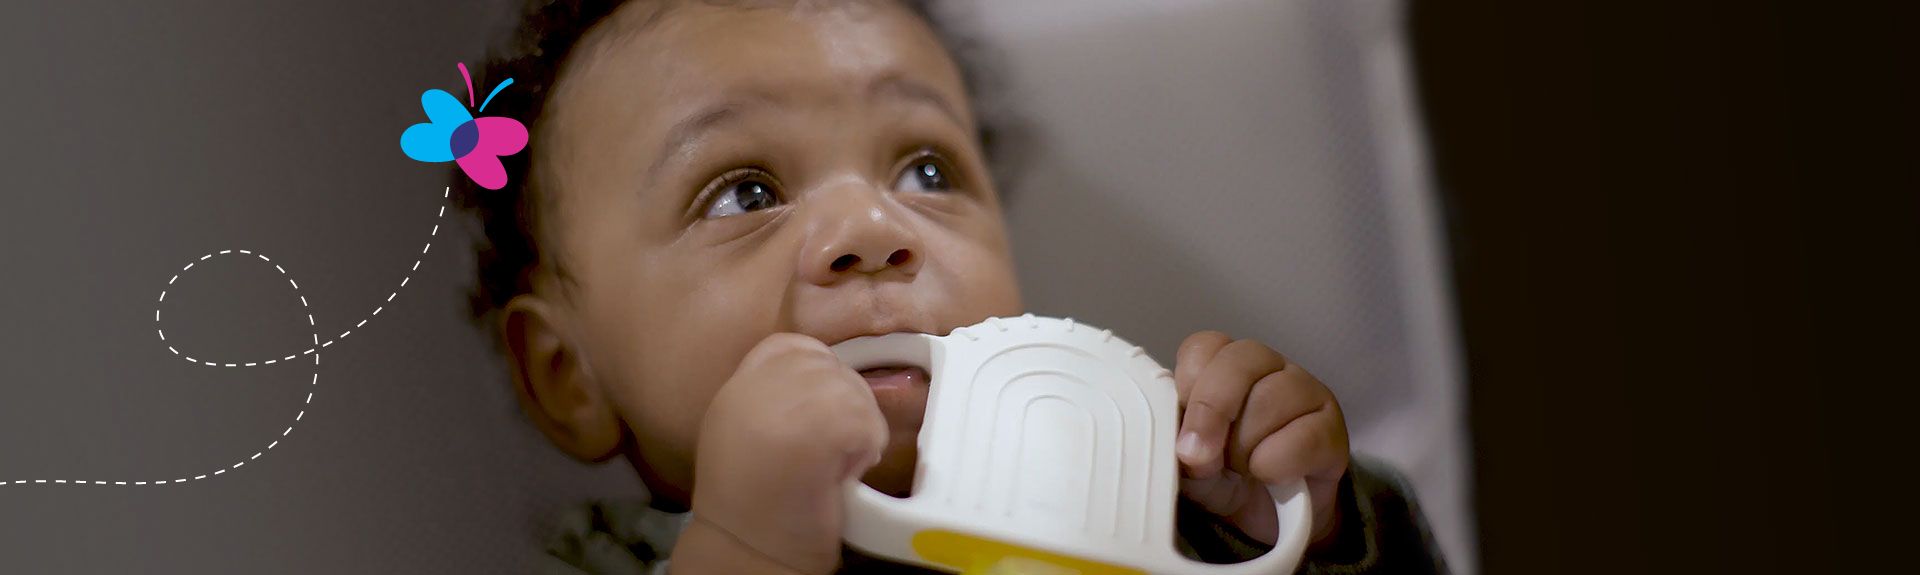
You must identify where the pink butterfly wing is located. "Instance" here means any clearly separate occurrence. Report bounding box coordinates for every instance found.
[457,154,509,190]
[471,117,528,157]
[457,118,529,190]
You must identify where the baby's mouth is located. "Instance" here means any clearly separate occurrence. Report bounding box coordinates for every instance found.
[858,365,929,391]
[858,365,930,497]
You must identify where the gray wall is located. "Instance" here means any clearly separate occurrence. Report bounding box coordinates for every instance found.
[0,0,1472,573]
[1,1,641,573]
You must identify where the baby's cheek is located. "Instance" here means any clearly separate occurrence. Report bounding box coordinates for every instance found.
[600,332,736,478]
[626,354,729,443]
[956,251,1024,316]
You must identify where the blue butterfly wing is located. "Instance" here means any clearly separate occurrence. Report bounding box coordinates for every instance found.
[421,89,473,126]
[401,122,455,162]
[401,89,473,162]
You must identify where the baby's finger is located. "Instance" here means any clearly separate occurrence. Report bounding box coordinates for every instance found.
[1245,403,1349,541]
[1178,339,1286,479]
[1224,368,1329,473]
[1178,473,1247,518]
[738,332,833,372]
[1244,401,1348,486]
[1174,331,1234,404]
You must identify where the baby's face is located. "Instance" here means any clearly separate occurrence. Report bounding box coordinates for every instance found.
[524,1,1022,504]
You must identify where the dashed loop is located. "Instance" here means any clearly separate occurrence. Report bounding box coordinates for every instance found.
[4,187,450,488]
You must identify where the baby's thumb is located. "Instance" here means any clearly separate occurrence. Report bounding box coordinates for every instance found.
[837,398,890,482]
[841,443,885,481]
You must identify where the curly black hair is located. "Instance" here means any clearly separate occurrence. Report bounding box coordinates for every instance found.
[450,0,1025,344]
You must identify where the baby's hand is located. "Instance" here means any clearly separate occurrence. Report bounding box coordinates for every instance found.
[674,333,889,575]
[1173,331,1350,548]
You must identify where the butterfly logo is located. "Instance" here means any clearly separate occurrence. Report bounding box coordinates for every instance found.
[401,63,528,190]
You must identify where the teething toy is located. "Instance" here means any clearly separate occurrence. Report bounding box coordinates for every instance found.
[830,314,1312,575]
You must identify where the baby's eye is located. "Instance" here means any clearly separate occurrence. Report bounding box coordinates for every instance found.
[893,154,956,193]
[703,176,782,219]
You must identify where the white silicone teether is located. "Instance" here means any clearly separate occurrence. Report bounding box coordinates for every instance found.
[831,314,1312,575]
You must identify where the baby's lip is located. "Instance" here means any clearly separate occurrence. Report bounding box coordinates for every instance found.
[818,323,943,348]
[817,325,944,346]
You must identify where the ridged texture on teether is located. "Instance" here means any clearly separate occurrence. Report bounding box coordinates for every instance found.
[910,315,1182,558]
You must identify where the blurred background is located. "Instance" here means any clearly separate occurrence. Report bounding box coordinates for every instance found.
[1,0,1910,573]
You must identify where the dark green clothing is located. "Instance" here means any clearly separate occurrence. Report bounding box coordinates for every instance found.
[541,456,1448,575]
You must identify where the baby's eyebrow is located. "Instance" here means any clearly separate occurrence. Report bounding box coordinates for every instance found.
[650,95,771,178]
[868,73,967,130]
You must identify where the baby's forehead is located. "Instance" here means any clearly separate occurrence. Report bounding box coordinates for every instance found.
[545,0,965,145]
[574,0,951,86]
[529,0,974,216]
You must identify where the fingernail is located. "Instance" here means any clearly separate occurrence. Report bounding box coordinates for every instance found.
[1177,431,1206,462]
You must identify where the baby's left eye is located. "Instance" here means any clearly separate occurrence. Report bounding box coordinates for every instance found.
[893,155,955,193]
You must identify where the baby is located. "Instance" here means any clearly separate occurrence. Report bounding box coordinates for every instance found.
[451,1,1447,573]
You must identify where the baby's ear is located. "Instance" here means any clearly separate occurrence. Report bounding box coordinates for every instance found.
[500,295,623,463]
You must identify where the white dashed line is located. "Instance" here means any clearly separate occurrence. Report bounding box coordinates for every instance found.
[6,187,450,488]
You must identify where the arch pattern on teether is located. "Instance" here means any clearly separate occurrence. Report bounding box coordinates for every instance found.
[934,340,1168,546]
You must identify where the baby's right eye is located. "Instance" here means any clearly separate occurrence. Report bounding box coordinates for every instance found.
[703,172,783,219]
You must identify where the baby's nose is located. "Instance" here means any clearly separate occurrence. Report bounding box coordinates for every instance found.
[801,189,924,285]
[829,243,915,274]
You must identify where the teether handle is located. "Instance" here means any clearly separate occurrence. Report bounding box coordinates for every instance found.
[831,331,942,375]
[844,476,925,557]
[847,477,1313,575]
[830,332,947,567]
[841,479,921,557]
[1168,478,1314,575]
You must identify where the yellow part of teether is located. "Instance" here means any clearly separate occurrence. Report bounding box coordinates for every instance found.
[914,530,1144,575]
[959,556,1082,575]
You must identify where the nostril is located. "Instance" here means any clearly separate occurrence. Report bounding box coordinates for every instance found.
[831,254,859,272]
[886,249,912,267]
